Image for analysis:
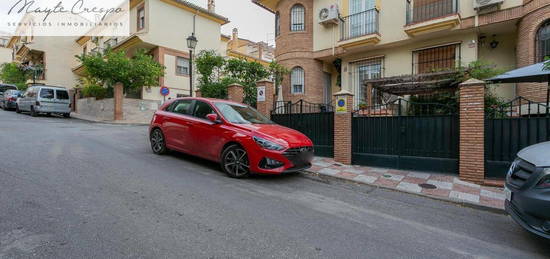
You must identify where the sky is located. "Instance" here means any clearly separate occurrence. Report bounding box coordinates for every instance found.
[188,0,275,45]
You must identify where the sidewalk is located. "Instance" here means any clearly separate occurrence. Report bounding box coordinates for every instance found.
[71,113,149,126]
[308,157,506,210]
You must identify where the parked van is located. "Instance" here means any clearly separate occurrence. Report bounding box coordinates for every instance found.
[16,85,71,117]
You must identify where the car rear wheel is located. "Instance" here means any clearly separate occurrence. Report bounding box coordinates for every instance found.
[30,106,38,117]
[221,145,250,178]
[150,128,168,155]
[63,113,71,118]
[15,104,21,113]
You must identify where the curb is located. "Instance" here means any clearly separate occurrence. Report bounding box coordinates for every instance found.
[71,113,149,126]
[302,170,506,215]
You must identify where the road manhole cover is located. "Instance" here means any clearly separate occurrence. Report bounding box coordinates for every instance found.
[418,183,437,189]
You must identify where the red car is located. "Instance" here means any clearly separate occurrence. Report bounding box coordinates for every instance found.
[149,97,314,178]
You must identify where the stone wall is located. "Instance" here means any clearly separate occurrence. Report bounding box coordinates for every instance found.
[77,98,161,123]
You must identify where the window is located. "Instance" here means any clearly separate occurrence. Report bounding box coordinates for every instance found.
[167,99,192,115]
[413,44,459,74]
[291,67,305,94]
[536,20,550,62]
[215,102,272,124]
[290,4,305,31]
[350,58,383,107]
[104,38,118,49]
[192,101,215,119]
[275,12,281,36]
[137,7,145,30]
[40,89,54,99]
[176,57,190,76]
[56,90,69,100]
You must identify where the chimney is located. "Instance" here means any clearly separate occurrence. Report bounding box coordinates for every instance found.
[231,28,239,50]
[208,0,215,13]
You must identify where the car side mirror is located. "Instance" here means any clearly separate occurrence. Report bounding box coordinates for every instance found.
[206,114,221,124]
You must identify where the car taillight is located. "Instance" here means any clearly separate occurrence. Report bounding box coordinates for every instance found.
[35,101,40,106]
[8,97,15,102]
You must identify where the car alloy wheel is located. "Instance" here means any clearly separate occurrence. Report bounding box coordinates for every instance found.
[150,129,167,155]
[222,145,250,178]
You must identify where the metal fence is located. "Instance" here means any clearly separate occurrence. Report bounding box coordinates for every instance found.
[406,0,458,25]
[340,9,379,41]
[272,100,334,115]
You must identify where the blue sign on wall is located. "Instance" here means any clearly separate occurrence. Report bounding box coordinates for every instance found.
[160,87,170,96]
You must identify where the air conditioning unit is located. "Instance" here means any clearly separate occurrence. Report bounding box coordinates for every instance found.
[474,0,503,10]
[319,4,339,25]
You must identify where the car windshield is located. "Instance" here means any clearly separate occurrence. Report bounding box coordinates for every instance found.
[215,102,273,125]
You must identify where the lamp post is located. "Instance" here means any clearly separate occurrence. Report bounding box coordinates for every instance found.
[186,33,198,97]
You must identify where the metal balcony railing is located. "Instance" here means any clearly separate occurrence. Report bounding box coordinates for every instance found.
[406,0,458,25]
[340,9,379,41]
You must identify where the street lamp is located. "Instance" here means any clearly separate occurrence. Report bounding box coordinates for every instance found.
[186,33,198,97]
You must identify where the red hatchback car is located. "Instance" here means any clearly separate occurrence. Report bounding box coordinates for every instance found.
[149,98,314,178]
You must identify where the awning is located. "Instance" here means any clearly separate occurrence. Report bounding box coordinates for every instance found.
[487,61,550,83]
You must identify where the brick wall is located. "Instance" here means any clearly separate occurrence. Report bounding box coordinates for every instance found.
[458,79,486,184]
[275,0,326,105]
[227,83,245,104]
[333,92,354,165]
[256,80,275,117]
[516,3,550,102]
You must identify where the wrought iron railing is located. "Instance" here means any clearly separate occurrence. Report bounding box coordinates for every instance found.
[412,44,460,75]
[406,0,458,25]
[340,9,379,41]
[486,96,550,119]
[354,98,457,117]
[272,100,334,115]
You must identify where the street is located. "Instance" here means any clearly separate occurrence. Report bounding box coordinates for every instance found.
[0,110,549,258]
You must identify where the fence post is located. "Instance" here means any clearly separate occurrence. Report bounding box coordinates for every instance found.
[114,82,124,121]
[255,80,274,118]
[195,89,202,98]
[459,79,486,184]
[333,90,354,165]
[227,83,245,104]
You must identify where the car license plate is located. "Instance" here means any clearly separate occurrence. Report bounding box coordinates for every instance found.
[504,187,512,201]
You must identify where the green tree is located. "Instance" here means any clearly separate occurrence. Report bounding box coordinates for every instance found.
[77,49,165,92]
[0,63,30,90]
[268,61,289,96]
[224,58,270,106]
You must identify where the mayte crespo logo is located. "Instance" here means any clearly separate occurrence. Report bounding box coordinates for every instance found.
[8,0,124,22]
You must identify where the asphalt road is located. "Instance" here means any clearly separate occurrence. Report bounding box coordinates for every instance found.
[0,110,549,259]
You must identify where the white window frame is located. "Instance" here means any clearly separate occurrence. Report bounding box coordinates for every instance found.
[176,56,190,76]
[291,67,305,94]
[290,4,305,32]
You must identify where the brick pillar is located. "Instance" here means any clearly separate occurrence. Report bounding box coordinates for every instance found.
[227,83,244,104]
[459,79,486,184]
[256,80,274,117]
[114,82,124,121]
[333,90,354,165]
[195,89,202,98]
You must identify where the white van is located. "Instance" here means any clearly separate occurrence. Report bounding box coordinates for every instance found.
[16,85,71,117]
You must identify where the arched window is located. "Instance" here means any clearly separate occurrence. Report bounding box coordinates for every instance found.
[536,20,550,62]
[290,4,305,32]
[291,67,305,94]
[275,12,281,36]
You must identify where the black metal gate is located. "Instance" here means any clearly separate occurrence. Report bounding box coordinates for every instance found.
[485,97,550,179]
[352,99,459,174]
[271,100,334,157]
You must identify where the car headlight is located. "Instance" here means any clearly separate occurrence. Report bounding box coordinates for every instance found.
[537,169,550,189]
[253,136,285,151]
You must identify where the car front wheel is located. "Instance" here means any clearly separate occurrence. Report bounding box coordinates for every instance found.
[150,128,167,155]
[221,145,250,178]
[15,104,21,113]
[30,106,38,117]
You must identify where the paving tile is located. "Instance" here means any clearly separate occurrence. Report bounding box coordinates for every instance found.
[374,178,399,188]
[480,189,505,200]
[387,169,408,176]
[429,175,456,182]
[422,188,451,198]
[318,168,340,176]
[312,161,332,168]
[361,171,382,178]
[381,173,405,181]
[450,191,480,203]
[355,175,378,184]
[368,168,389,174]
[453,178,481,188]
[309,165,324,173]
[402,177,427,184]
[407,172,431,179]
[479,196,505,209]
[426,180,453,190]
[453,184,481,195]
[336,172,359,180]
[342,168,365,174]
[396,182,422,193]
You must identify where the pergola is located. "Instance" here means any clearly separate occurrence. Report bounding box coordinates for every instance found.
[364,71,461,96]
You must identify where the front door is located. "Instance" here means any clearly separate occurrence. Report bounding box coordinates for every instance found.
[323,72,332,105]
[188,101,224,161]
[163,99,193,151]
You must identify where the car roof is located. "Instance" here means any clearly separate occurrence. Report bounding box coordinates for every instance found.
[31,85,66,90]
[177,97,246,106]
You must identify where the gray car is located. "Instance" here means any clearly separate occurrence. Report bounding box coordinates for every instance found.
[16,85,71,117]
[505,141,550,239]
[0,90,22,110]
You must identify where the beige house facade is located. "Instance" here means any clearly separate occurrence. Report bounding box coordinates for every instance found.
[226,28,275,66]
[8,0,229,101]
[0,37,12,66]
[253,0,550,107]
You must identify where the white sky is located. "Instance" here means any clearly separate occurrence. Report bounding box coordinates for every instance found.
[188,0,275,45]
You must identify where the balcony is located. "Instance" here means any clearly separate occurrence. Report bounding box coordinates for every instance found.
[404,0,460,36]
[339,9,380,49]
